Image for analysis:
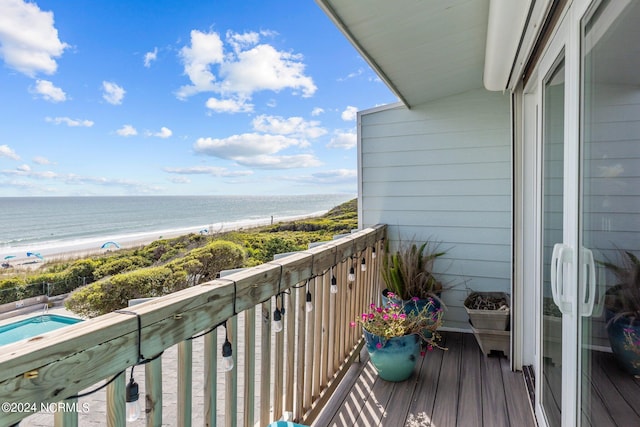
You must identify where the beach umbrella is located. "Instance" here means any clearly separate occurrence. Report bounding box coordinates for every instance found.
[101,241,121,249]
[3,255,16,260]
[27,252,44,260]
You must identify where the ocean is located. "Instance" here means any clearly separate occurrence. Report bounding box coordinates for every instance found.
[0,194,354,259]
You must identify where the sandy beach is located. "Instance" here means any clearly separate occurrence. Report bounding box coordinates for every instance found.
[1,211,326,270]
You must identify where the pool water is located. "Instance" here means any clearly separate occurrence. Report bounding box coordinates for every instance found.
[0,315,83,346]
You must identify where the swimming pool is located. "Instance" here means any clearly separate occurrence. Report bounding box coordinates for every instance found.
[0,314,83,346]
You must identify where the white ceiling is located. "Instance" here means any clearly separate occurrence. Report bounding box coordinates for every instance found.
[316,0,491,108]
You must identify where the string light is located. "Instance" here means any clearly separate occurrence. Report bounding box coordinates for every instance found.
[348,265,356,282]
[330,274,338,294]
[221,322,234,371]
[372,246,377,259]
[125,371,141,422]
[361,257,367,272]
[273,306,283,332]
[306,290,313,313]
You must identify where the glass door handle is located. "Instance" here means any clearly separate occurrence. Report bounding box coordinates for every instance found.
[580,247,597,317]
[551,243,573,314]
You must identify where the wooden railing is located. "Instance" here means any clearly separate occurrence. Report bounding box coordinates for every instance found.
[0,224,385,426]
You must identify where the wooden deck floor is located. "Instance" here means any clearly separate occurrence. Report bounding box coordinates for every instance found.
[313,332,537,427]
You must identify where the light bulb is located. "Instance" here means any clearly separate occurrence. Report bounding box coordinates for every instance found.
[273,308,283,332]
[371,247,376,259]
[348,266,355,282]
[222,338,234,371]
[306,291,313,312]
[330,275,338,294]
[125,377,141,422]
[361,257,367,272]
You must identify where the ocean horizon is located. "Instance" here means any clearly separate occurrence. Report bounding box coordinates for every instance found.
[0,194,354,259]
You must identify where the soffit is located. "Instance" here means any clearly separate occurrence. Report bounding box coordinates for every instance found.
[316,0,491,108]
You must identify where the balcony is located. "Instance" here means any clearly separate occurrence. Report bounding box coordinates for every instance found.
[1,224,536,426]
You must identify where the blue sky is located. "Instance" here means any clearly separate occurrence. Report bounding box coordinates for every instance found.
[0,0,397,197]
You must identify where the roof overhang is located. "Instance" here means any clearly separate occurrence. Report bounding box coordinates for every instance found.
[316,0,551,104]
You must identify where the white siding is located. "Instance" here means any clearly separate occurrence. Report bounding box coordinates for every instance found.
[359,89,511,330]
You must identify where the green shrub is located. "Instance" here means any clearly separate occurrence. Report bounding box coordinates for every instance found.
[170,240,245,284]
[93,255,152,279]
[65,266,188,317]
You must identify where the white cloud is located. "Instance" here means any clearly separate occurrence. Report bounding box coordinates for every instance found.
[17,163,30,172]
[147,127,172,138]
[311,107,324,116]
[32,79,66,102]
[164,166,252,177]
[0,0,68,77]
[341,106,358,121]
[116,124,137,137]
[232,154,321,169]
[0,145,20,160]
[177,30,316,108]
[102,81,125,105]
[338,68,363,82]
[327,130,357,149]
[33,156,52,165]
[176,30,224,98]
[169,176,191,184]
[252,115,326,139]
[205,96,253,113]
[194,133,307,158]
[283,169,357,184]
[144,47,158,67]
[46,116,94,127]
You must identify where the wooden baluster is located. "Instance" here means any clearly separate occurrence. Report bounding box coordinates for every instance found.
[178,339,192,427]
[260,301,272,425]
[285,291,295,417]
[273,294,285,420]
[225,316,238,427]
[244,307,256,427]
[327,266,337,380]
[295,284,306,420]
[105,372,125,427]
[311,275,323,401]
[204,329,217,427]
[146,356,163,427]
[54,397,79,427]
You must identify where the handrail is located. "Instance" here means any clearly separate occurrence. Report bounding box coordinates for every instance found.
[0,224,385,426]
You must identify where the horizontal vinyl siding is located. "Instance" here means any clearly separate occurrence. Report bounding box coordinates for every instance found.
[360,89,511,330]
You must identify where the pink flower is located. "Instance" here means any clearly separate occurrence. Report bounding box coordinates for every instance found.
[399,313,407,319]
[387,292,395,298]
[383,314,390,321]
[376,307,383,313]
[370,303,376,309]
[361,313,368,321]
[376,342,383,349]
[420,351,426,357]
[411,296,420,302]
[392,314,399,320]
[427,344,434,351]
[350,321,356,328]
[368,313,375,320]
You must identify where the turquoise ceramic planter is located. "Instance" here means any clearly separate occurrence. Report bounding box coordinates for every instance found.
[606,309,640,376]
[363,329,420,381]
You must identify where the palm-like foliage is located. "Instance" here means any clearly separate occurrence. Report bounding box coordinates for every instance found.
[381,239,445,300]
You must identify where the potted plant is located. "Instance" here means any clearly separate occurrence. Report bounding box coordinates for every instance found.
[464,291,510,357]
[380,238,447,312]
[351,296,444,381]
[601,250,640,375]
